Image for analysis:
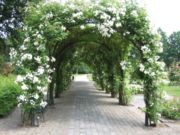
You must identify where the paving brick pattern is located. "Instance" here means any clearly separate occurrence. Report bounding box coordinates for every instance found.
[0,76,179,135]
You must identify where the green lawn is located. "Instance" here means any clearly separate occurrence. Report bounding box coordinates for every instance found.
[163,85,180,97]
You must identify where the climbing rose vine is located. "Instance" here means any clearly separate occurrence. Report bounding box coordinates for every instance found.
[11,25,56,117]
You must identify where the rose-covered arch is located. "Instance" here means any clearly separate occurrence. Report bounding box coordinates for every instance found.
[11,0,168,127]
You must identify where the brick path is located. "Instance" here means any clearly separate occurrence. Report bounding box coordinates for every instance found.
[0,75,179,135]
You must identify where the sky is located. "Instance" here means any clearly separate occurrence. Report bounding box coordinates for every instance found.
[137,0,180,35]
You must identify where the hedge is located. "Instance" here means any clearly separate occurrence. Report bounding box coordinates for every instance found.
[0,75,21,117]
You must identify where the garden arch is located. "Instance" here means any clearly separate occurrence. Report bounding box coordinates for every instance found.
[12,0,167,127]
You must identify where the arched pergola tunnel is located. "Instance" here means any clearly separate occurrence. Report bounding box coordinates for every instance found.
[12,0,168,127]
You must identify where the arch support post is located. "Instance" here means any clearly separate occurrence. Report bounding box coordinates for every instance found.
[144,78,159,127]
[105,76,110,94]
[48,72,55,105]
[118,63,132,105]
[107,63,116,98]
[55,66,61,98]
[119,69,128,105]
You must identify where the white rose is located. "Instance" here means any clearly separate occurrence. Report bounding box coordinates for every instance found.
[27,54,32,60]
[33,76,39,83]
[80,25,85,30]
[24,37,30,43]
[18,95,26,101]
[37,66,44,75]
[139,64,145,72]
[30,100,35,105]
[26,73,33,80]
[20,45,27,51]
[40,101,47,108]
[47,76,52,83]
[34,56,41,63]
[151,72,155,77]
[37,86,42,90]
[148,58,153,63]
[21,53,32,61]
[34,41,39,46]
[39,24,43,29]
[33,94,39,100]
[116,23,122,28]
[51,57,56,62]
[37,34,42,39]
[21,83,28,90]
[45,56,50,61]
[61,26,66,31]
[141,46,151,54]
[16,75,24,83]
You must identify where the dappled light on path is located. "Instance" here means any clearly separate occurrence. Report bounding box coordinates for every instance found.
[74,74,90,82]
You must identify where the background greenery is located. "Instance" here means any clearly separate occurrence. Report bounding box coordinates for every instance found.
[72,62,92,74]
[163,85,180,97]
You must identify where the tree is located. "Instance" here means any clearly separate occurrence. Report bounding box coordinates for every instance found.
[158,28,170,67]
[168,31,180,64]
[0,0,27,38]
[0,0,42,63]
[158,29,180,67]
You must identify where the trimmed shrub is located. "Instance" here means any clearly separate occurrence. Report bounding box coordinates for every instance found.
[0,75,21,117]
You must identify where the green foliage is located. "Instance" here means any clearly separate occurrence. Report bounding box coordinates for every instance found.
[0,75,21,117]
[169,66,180,85]
[161,99,180,120]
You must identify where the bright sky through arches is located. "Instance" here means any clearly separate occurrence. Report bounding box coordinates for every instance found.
[137,0,180,35]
